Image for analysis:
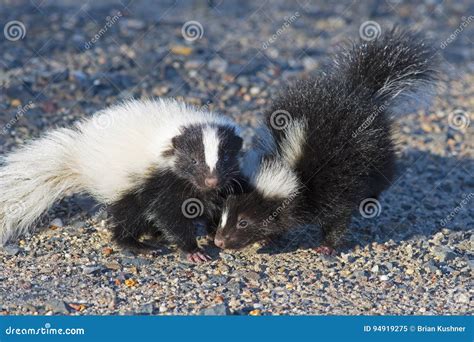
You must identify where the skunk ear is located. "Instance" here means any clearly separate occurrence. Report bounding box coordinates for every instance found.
[230,135,243,151]
[162,135,183,158]
[171,134,183,149]
[235,135,243,150]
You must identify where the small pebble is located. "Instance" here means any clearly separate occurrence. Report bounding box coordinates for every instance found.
[49,218,64,228]
[199,303,230,316]
[170,46,193,56]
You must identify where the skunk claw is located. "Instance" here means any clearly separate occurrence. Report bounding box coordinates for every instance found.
[186,250,212,263]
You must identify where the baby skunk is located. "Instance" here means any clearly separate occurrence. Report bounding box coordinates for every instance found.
[0,99,243,262]
[214,29,438,252]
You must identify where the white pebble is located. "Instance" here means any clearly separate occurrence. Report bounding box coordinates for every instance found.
[249,87,260,95]
[50,218,64,227]
[456,293,469,304]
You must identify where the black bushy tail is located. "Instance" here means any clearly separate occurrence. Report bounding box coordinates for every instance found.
[333,28,439,105]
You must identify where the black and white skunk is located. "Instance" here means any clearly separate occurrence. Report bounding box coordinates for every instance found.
[214,29,439,252]
[0,99,244,262]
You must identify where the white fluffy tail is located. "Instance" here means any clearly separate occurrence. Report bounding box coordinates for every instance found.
[0,128,83,245]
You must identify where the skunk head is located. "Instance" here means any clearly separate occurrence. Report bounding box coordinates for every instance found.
[213,192,284,249]
[214,159,301,250]
[170,124,243,191]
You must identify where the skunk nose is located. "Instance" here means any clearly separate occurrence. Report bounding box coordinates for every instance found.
[205,177,218,188]
[214,237,225,249]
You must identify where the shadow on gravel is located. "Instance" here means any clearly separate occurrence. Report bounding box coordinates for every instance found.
[34,150,471,258]
[256,150,473,255]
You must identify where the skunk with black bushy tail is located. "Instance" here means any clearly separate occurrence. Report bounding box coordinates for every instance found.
[214,29,439,252]
[0,99,244,262]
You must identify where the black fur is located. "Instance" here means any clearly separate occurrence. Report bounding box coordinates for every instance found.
[110,169,224,253]
[110,123,245,255]
[215,28,439,250]
[217,183,303,250]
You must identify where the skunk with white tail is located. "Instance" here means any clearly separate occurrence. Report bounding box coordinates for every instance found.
[214,29,439,252]
[0,99,244,262]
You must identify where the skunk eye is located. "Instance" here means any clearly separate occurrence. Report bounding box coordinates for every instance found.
[222,154,230,162]
[191,158,198,165]
[237,220,248,229]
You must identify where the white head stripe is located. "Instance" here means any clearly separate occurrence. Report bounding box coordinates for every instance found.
[220,208,229,227]
[202,126,220,172]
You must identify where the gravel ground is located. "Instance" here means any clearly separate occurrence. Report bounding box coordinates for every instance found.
[0,0,473,315]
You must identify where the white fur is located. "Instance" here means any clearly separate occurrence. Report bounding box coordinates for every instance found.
[253,159,300,199]
[202,126,220,172]
[0,98,239,246]
[280,119,308,168]
[0,128,83,245]
[220,207,229,228]
[240,119,306,199]
[73,99,237,201]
